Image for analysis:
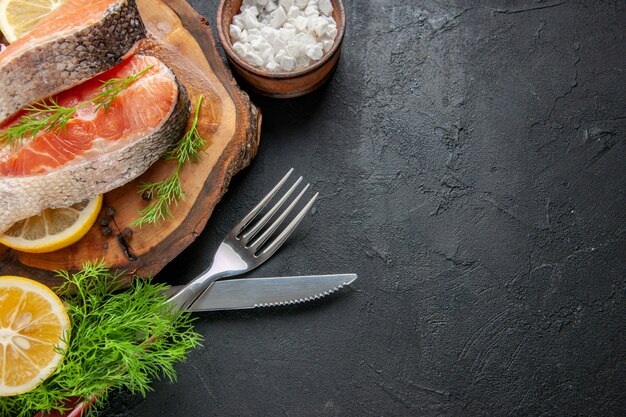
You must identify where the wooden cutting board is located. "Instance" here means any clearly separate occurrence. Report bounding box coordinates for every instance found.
[0,0,261,287]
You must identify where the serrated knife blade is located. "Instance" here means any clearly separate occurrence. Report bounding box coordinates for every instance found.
[167,274,357,312]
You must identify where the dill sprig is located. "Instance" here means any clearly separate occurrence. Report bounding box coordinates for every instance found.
[92,65,152,111]
[132,95,205,227]
[164,95,205,164]
[0,99,77,145]
[135,171,184,224]
[0,66,153,147]
[0,260,201,417]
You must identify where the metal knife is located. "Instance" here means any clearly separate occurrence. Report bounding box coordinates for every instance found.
[166,273,357,312]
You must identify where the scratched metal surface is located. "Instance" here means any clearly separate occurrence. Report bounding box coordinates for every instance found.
[106,1,626,415]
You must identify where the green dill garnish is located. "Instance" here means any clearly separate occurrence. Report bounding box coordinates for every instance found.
[91,66,152,111]
[0,99,78,146]
[0,261,201,417]
[0,66,153,147]
[134,171,184,224]
[132,95,205,227]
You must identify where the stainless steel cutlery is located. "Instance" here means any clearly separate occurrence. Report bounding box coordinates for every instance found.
[167,169,354,312]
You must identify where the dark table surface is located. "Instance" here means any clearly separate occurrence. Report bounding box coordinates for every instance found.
[108,1,626,415]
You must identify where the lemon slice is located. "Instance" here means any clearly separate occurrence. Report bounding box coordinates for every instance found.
[0,195,102,253]
[0,275,70,396]
[0,0,66,42]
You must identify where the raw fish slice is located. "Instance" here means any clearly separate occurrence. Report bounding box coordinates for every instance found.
[0,0,145,122]
[0,55,190,234]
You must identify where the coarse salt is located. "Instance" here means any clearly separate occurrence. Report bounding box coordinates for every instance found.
[292,15,308,31]
[319,0,333,16]
[279,0,294,10]
[230,0,336,72]
[270,7,287,28]
[287,5,301,18]
[295,0,308,8]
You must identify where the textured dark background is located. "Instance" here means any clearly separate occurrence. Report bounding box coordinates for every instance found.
[109,0,626,415]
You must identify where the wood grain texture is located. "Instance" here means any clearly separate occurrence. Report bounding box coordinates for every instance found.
[0,0,261,287]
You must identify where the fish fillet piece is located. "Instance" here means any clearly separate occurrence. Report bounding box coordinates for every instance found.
[0,55,190,234]
[0,0,145,123]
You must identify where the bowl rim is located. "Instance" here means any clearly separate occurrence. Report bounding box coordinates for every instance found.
[216,0,346,80]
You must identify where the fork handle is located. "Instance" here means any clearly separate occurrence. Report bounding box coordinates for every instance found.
[166,265,229,312]
[167,241,252,311]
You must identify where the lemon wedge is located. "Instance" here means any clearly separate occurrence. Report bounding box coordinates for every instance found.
[0,0,66,42]
[0,195,102,253]
[0,275,70,396]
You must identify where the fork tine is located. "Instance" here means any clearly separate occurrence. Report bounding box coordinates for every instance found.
[256,192,318,260]
[240,176,303,245]
[248,183,310,252]
[230,168,293,236]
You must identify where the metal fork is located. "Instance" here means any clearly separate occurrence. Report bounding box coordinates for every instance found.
[167,169,318,312]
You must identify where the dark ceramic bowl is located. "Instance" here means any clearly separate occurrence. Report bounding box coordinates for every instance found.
[217,0,346,98]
